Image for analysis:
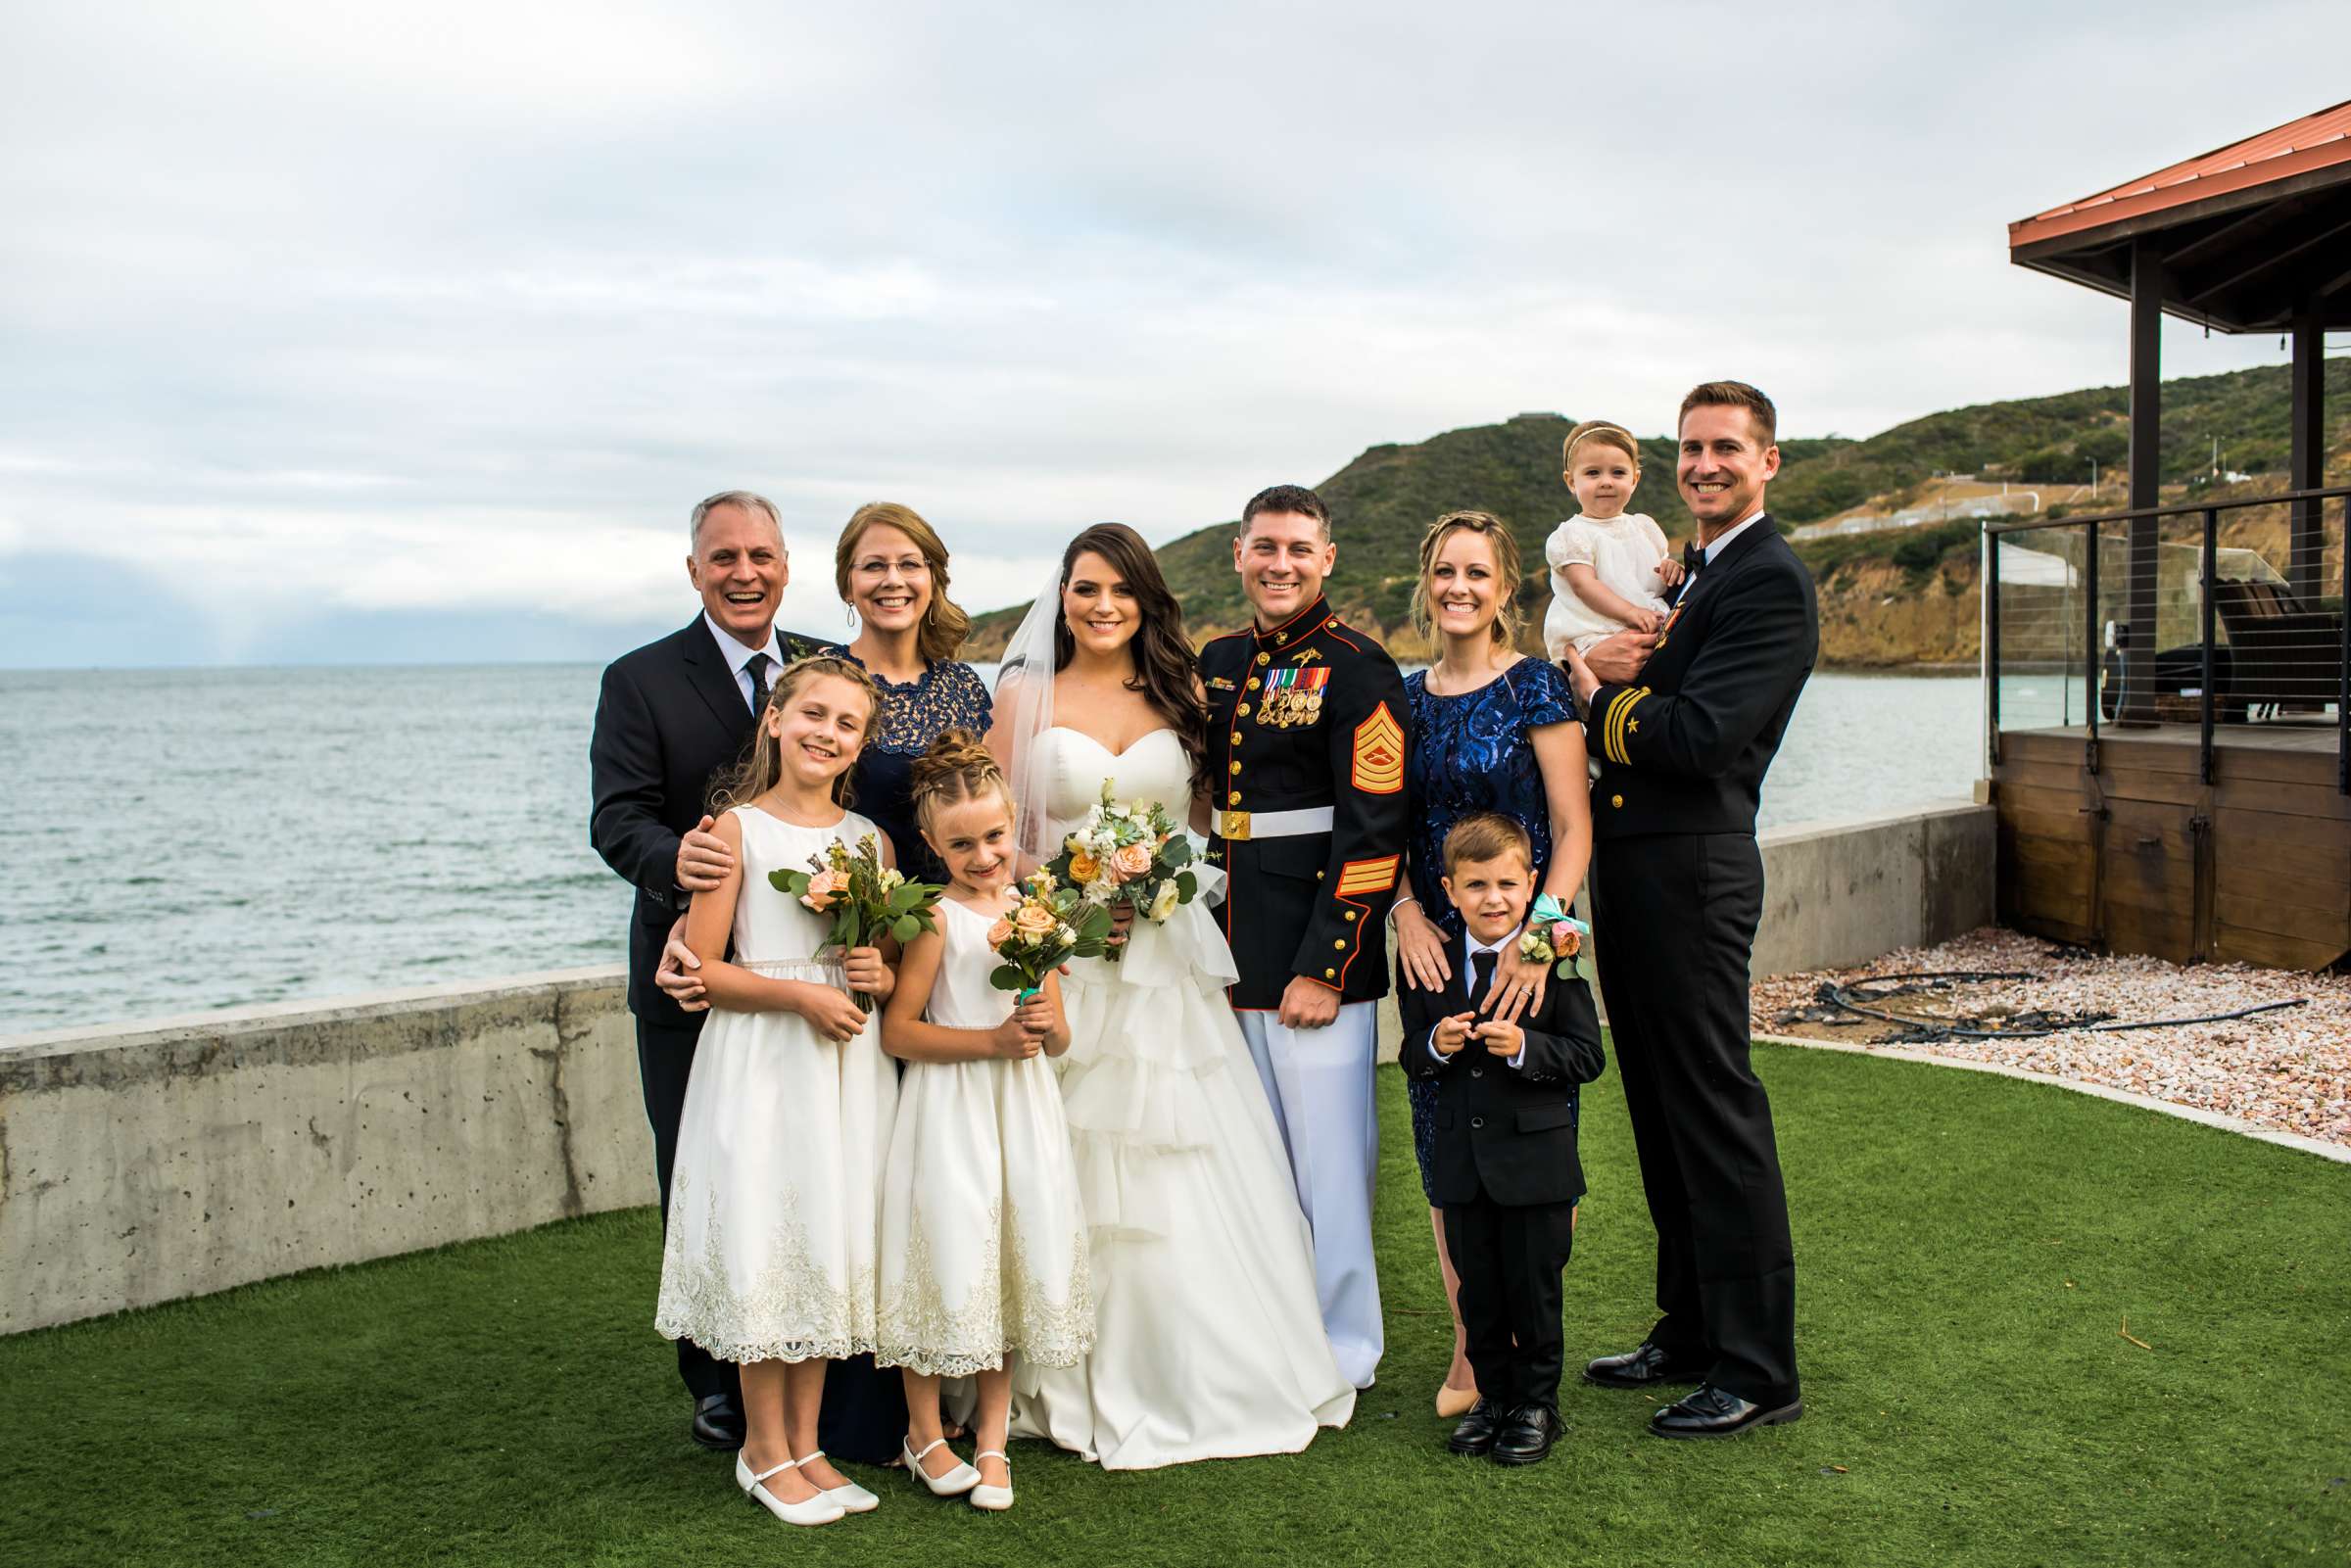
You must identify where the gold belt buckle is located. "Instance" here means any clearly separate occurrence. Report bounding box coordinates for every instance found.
[1220,810,1252,841]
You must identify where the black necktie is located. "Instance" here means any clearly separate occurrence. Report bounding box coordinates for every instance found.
[1469,949,1499,1012]
[743,651,774,714]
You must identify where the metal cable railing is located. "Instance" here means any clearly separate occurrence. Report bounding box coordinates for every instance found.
[1983,485,2350,791]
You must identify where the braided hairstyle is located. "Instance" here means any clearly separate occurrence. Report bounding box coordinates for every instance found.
[907,728,1013,832]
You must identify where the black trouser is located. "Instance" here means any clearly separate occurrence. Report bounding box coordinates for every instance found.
[638,1017,741,1405]
[1443,1196,1576,1413]
[1590,832,1799,1406]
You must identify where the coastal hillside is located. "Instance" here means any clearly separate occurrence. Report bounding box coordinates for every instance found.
[963,357,2351,665]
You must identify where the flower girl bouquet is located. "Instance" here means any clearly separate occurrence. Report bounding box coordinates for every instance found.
[1044,781,1202,956]
[770,832,946,1008]
[985,870,1115,999]
[1515,892,1598,985]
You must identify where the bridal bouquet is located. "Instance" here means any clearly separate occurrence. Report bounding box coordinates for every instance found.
[1516,892,1598,985]
[1045,781,1201,957]
[986,869,1115,999]
[770,832,946,1008]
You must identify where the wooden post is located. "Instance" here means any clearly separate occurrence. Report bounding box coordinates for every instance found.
[2289,305,2325,605]
[2124,239,2163,726]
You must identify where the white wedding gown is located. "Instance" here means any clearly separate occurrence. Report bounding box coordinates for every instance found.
[1009,727,1356,1467]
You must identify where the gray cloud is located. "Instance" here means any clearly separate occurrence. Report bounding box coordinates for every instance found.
[2,0,2344,664]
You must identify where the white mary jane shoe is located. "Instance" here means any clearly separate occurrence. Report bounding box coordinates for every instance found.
[969,1449,1014,1512]
[734,1454,845,1528]
[902,1436,981,1497]
[798,1449,879,1514]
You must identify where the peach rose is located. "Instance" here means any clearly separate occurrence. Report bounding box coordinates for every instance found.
[800,869,841,912]
[1013,902,1058,936]
[985,918,1014,948]
[1554,924,1581,956]
[1068,849,1101,883]
[1109,842,1153,881]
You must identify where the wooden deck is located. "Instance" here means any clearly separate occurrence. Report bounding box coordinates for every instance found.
[1991,721,2350,970]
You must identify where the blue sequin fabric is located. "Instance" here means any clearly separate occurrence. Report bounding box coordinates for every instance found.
[1399,656,1580,1202]
[837,655,993,887]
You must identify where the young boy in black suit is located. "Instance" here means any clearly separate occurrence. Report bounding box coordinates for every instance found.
[1401,813,1607,1464]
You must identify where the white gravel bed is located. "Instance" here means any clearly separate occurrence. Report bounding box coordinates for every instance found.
[1752,927,2351,1147]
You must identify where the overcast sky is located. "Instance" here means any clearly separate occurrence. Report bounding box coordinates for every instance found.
[2,1,2345,668]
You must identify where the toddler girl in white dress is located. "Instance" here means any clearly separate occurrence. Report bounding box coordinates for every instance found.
[877,730,1092,1514]
[653,654,900,1530]
[1542,419,1687,658]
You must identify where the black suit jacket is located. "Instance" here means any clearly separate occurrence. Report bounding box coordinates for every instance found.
[589,617,829,1024]
[1400,951,1606,1208]
[1583,515,1818,840]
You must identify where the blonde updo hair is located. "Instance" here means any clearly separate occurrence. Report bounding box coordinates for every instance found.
[709,653,884,812]
[1561,419,1642,472]
[1411,509,1523,648]
[907,728,1013,831]
[836,501,972,665]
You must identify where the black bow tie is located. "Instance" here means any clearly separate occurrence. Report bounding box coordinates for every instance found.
[1682,542,1706,577]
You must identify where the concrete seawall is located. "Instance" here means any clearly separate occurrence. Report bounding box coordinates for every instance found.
[2,800,1991,1334]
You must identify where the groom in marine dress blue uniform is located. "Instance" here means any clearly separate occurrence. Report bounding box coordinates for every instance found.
[1199,484,1410,1390]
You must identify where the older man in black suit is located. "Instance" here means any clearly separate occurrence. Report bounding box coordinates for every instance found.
[590,490,827,1449]
[1563,382,1818,1441]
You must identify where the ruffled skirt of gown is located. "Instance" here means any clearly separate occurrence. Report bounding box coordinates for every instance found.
[1010,900,1356,1468]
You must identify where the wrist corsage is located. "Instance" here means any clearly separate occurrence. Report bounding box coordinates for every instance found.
[1515,892,1598,984]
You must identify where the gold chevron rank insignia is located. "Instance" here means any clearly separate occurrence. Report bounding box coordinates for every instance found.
[1352,702,1404,794]
[1336,855,1399,897]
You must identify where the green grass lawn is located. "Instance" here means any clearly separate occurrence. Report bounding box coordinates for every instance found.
[4,1046,2347,1567]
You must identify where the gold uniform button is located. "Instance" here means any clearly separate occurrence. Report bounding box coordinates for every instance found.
[1255,652,1271,667]
[1316,870,1325,880]
[1247,677,1261,691]
[1230,731,1243,744]
[1323,968,1336,979]
[1237,703,1250,717]
[1275,632,1287,645]
[1333,938,1346,950]
[1344,911,1357,923]
[1610,793,1624,808]
[1228,760,1242,775]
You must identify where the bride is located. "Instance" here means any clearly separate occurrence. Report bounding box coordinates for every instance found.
[986,523,1356,1468]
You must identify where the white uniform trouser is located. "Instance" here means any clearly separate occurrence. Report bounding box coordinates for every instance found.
[1235,1001,1382,1388]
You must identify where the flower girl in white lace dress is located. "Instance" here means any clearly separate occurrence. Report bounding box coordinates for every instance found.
[877,732,1092,1513]
[653,655,901,1530]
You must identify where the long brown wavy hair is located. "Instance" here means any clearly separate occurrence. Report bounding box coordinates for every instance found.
[1046,523,1209,796]
[709,653,885,812]
[835,501,972,664]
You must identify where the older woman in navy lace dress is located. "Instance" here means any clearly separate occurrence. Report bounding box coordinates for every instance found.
[1393,510,1592,1419]
[832,502,994,887]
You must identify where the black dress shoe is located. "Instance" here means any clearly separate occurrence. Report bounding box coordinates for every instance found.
[690,1393,746,1450]
[1649,1383,1802,1440]
[1447,1398,1505,1456]
[1583,1342,1706,1390]
[1490,1403,1559,1466]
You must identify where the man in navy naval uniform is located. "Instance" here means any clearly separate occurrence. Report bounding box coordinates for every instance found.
[589,490,829,1449]
[1562,381,1817,1439]
[1199,483,1410,1390]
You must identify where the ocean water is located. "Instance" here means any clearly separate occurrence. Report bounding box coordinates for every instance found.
[0,665,1982,1034]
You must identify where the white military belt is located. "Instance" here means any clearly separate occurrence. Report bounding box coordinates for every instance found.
[1217,806,1334,841]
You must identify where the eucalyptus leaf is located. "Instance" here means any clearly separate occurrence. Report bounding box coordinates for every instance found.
[892,914,920,942]
[1176,870,1198,899]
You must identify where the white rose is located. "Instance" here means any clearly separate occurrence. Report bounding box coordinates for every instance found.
[1147,879,1180,922]
[1056,924,1077,944]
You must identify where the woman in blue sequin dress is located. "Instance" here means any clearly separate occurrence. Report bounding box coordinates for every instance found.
[1393,510,1592,1419]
